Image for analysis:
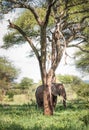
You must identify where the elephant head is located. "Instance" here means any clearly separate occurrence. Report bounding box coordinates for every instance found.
[35,83,66,109]
[51,83,66,108]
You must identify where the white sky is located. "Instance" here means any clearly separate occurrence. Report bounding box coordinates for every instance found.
[0,10,88,83]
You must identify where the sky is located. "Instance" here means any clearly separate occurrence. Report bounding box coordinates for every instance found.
[0,10,88,83]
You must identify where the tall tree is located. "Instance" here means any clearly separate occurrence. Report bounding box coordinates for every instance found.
[1,0,89,115]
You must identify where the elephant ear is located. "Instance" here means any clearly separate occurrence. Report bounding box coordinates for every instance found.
[51,84,58,96]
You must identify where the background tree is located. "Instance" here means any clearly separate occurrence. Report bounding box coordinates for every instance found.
[0,56,19,101]
[0,0,89,115]
[19,77,34,89]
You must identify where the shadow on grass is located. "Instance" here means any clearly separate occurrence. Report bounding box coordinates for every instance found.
[55,99,89,112]
[0,103,43,117]
[0,99,88,112]
[1,123,87,130]
[0,99,88,115]
[0,122,89,130]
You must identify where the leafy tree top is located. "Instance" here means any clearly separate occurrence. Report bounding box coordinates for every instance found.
[19,77,34,89]
[0,57,19,82]
[0,56,19,89]
[0,0,89,52]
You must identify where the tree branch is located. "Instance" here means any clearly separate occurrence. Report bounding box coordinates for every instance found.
[44,0,57,26]
[47,36,52,42]
[80,15,89,23]
[51,22,66,71]
[8,0,42,25]
[66,15,89,31]
[8,20,40,60]
[68,43,89,53]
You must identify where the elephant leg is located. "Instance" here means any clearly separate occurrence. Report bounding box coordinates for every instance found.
[63,94,66,108]
[36,96,43,108]
[52,95,57,109]
[38,101,43,108]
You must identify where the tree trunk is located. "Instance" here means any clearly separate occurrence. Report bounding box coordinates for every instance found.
[39,61,53,115]
[43,85,53,115]
[43,70,54,115]
[40,24,55,115]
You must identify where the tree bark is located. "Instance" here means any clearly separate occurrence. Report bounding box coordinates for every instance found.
[43,85,53,115]
[40,25,54,115]
[43,70,54,115]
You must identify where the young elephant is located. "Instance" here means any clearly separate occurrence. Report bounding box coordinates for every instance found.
[35,83,66,109]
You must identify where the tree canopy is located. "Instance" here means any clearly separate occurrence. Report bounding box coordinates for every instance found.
[1,0,89,50]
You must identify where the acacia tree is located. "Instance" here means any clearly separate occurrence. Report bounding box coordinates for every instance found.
[1,0,89,115]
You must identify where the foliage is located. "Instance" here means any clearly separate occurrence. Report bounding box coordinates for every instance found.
[19,77,34,89]
[57,75,73,84]
[71,76,83,85]
[3,32,25,48]
[75,44,89,74]
[3,8,54,47]
[0,57,19,89]
[1,0,89,50]
[72,82,89,101]
[57,75,82,84]
[0,56,20,101]
[0,102,89,130]
[72,0,89,75]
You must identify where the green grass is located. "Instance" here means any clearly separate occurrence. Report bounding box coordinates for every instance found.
[0,101,89,130]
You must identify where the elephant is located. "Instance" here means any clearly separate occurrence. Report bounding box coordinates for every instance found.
[35,83,66,109]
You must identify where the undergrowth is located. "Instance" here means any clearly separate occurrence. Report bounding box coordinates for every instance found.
[0,101,89,130]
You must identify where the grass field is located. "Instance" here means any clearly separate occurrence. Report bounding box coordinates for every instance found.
[0,100,89,130]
